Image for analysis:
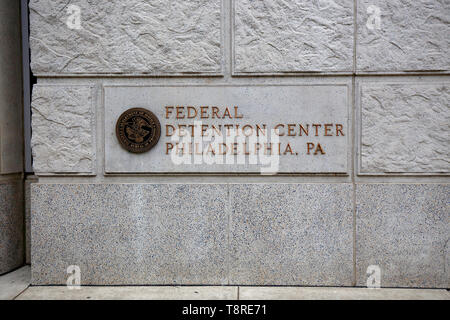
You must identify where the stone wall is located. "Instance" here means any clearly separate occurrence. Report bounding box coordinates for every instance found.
[29,0,449,287]
[0,0,24,274]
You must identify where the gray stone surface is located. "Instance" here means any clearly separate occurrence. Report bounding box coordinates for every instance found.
[31,184,228,285]
[14,284,450,300]
[17,285,237,300]
[239,286,450,300]
[105,85,349,174]
[357,0,450,72]
[0,181,24,275]
[31,85,95,174]
[0,0,23,173]
[234,0,354,73]
[25,176,38,264]
[229,184,353,286]
[0,266,30,300]
[31,183,355,286]
[29,0,222,75]
[360,82,450,174]
[356,184,449,288]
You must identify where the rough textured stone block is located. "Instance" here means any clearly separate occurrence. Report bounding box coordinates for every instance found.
[0,181,24,275]
[229,184,353,286]
[29,0,222,74]
[356,184,449,288]
[360,82,450,174]
[357,0,450,72]
[31,85,95,174]
[31,184,228,285]
[234,0,354,73]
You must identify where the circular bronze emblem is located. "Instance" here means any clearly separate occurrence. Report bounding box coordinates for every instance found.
[116,108,161,153]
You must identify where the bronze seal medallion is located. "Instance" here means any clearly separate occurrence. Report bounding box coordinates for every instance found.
[116,108,161,153]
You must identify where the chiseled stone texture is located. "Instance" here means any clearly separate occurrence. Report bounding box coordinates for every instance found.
[234,0,354,73]
[356,184,450,288]
[29,0,222,74]
[229,184,353,286]
[357,0,450,72]
[31,184,228,285]
[360,82,450,174]
[31,85,95,174]
[0,181,24,275]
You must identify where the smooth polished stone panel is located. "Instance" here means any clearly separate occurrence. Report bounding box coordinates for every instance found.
[17,285,238,300]
[359,82,450,174]
[31,184,228,285]
[29,0,222,75]
[229,184,353,286]
[0,0,23,174]
[105,85,349,174]
[31,85,95,175]
[0,266,30,300]
[239,286,450,300]
[0,181,24,274]
[357,0,450,72]
[234,0,354,73]
[356,184,449,288]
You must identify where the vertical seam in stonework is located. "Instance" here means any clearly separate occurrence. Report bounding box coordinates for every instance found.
[352,179,357,286]
[0,124,2,172]
[224,0,232,286]
[351,0,358,287]
[351,77,357,286]
[226,183,231,286]
[226,0,232,81]
[353,0,357,74]
[97,82,105,182]
[21,179,26,266]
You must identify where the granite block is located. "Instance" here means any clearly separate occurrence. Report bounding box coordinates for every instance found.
[356,184,449,288]
[25,177,38,264]
[234,0,354,73]
[0,181,24,275]
[229,184,354,286]
[29,0,222,75]
[31,184,228,285]
[357,0,450,72]
[359,82,450,174]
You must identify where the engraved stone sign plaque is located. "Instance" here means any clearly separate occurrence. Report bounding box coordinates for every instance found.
[104,85,349,174]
